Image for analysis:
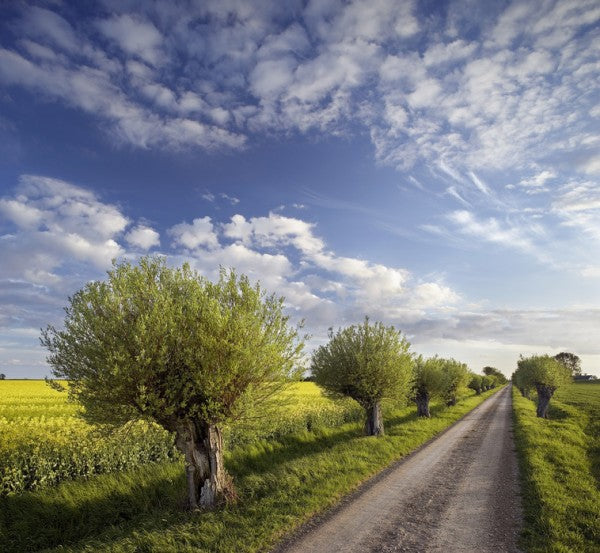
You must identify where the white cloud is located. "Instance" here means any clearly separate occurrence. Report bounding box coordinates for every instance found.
[553,180,600,212]
[97,14,163,65]
[0,47,246,152]
[518,170,556,188]
[0,0,596,181]
[468,171,491,195]
[0,176,130,272]
[423,40,477,66]
[125,225,160,250]
[551,180,600,242]
[0,199,44,228]
[406,78,442,110]
[223,213,325,255]
[577,153,600,176]
[22,7,78,53]
[168,217,219,250]
[581,266,600,278]
[411,282,460,308]
[447,210,539,255]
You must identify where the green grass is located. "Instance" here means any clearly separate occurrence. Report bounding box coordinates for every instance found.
[0,388,499,553]
[512,383,600,553]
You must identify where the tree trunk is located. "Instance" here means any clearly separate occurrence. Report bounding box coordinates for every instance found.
[415,390,430,417]
[364,402,384,436]
[535,384,555,418]
[175,421,234,509]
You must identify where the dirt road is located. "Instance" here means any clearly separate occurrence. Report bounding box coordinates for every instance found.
[275,386,521,553]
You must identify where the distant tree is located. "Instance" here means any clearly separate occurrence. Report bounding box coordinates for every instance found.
[480,375,491,391]
[512,370,531,398]
[0,373,5,380]
[311,318,413,436]
[468,373,483,395]
[441,359,470,406]
[412,356,446,417]
[482,366,508,384]
[514,355,571,418]
[41,256,304,509]
[553,352,582,376]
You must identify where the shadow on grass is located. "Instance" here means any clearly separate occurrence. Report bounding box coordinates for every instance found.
[0,465,187,553]
[227,424,363,477]
[0,422,368,552]
[228,404,447,478]
[547,403,571,420]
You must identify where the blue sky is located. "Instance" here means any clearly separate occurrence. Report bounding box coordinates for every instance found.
[0,0,599,378]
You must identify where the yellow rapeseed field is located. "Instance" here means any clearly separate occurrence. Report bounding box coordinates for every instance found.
[0,380,362,495]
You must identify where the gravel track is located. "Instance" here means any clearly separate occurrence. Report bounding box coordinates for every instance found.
[275,386,522,553]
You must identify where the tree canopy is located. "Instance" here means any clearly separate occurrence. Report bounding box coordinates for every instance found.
[41,256,304,508]
[311,318,413,435]
[440,358,470,406]
[514,355,571,418]
[553,352,582,376]
[468,373,483,395]
[482,366,508,384]
[412,356,446,417]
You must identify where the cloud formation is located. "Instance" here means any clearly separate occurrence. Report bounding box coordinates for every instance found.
[0,0,597,179]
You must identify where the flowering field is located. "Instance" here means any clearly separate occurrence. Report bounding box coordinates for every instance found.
[0,380,363,496]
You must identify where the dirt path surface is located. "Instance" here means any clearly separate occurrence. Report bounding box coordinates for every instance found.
[275,386,522,553]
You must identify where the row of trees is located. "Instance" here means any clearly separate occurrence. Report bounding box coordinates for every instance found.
[310,321,503,434]
[512,355,572,418]
[42,257,506,510]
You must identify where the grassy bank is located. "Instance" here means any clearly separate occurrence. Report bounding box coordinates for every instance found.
[1,388,498,553]
[512,384,600,552]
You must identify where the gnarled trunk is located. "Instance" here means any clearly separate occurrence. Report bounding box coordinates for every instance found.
[415,390,430,417]
[535,384,556,418]
[175,421,234,509]
[364,402,384,436]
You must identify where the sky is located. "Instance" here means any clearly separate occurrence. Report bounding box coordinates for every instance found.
[0,0,599,379]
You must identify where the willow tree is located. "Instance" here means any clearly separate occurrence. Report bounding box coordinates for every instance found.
[412,356,445,417]
[41,257,304,509]
[440,358,470,406]
[483,366,508,384]
[468,373,483,395]
[311,318,413,436]
[515,355,571,418]
[553,352,581,376]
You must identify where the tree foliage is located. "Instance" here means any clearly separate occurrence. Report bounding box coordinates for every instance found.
[440,358,470,406]
[553,352,582,376]
[482,366,508,384]
[412,356,445,417]
[311,318,413,435]
[481,375,494,390]
[468,373,483,395]
[514,355,571,418]
[41,256,304,508]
